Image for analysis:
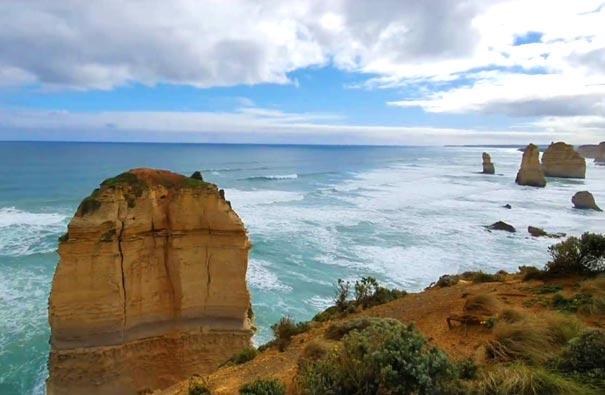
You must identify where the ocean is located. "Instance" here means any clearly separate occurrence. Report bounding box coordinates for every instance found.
[0,141,603,394]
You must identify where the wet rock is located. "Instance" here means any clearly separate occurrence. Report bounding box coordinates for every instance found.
[486,221,516,233]
[572,191,602,212]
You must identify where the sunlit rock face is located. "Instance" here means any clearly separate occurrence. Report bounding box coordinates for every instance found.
[47,169,253,395]
[515,144,546,188]
[541,142,586,179]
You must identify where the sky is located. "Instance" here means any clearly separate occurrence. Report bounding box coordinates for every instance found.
[0,0,604,145]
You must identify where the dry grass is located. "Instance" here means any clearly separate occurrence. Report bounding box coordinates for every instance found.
[298,339,333,365]
[476,364,597,395]
[463,294,501,316]
[487,312,583,364]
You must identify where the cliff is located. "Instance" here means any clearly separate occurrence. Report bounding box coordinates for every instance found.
[541,142,586,179]
[515,144,546,187]
[481,152,495,174]
[596,142,605,165]
[47,169,253,395]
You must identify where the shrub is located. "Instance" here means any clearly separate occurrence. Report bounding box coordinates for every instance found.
[271,317,310,352]
[324,317,384,341]
[188,375,211,395]
[456,358,478,380]
[436,274,459,287]
[534,285,563,294]
[519,265,545,281]
[545,233,605,276]
[298,339,332,366]
[297,318,464,395]
[335,279,351,311]
[559,329,605,379]
[239,379,286,395]
[311,305,341,323]
[487,313,582,364]
[229,347,259,365]
[476,364,596,395]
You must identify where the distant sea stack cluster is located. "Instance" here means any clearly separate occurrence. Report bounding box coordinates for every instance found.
[47,169,253,395]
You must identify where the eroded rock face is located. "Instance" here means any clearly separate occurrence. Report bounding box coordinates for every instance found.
[482,152,495,174]
[595,142,605,165]
[572,191,602,212]
[515,144,546,187]
[541,142,586,179]
[47,169,253,395]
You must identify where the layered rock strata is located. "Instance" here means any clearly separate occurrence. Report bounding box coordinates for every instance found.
[541,142,586,179]
[47,169,253,395]
[482,152,495,174]
[515,144,546,187]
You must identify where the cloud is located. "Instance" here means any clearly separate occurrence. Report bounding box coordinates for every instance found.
[0,108,601,145]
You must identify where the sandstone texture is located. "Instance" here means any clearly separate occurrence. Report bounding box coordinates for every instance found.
[47,169,253,395]
[515,144,546,187]
[595,142,605,165]
[572,191,603,212]
[482,152,495,174]
[541,142,586,179]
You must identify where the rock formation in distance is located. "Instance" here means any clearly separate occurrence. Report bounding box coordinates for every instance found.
[572,191,603,212]
[515,144,546,187]
[482,152,495,174]
[541,142,586,179]
[485,221,516,233]
[595,142,605,165]
[47,169,253,395]
[527,226,565,238]
[576,144,599,159]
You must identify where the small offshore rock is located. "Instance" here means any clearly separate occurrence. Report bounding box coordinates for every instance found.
[528,226,565,238]
[482,152,495,174]
[486,221,516,233]
[502,204,512,209]
[572,191,603,212]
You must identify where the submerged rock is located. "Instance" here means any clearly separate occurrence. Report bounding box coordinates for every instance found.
[595,142,605,165]
[486,221,516,233]
[572,191,603,212]
[541,142,586,179]
[528,226,565,238]
[47,169,253,395]
[482,152,495,174]
[516,144,546,187]
[502,204,512,209]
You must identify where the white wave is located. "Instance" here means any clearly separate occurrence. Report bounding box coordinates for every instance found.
[246,174,298,181]
[226,189,304,207]
[247,259,292,292]
[0,207,69,256]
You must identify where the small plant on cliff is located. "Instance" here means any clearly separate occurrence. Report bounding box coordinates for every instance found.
[270,316,310,351]
[188,375,211,395]
[545,233,605,276]
[239,379,286,395]
[297,318,464,395]
[77,195,101,216]
[229,347,259,365]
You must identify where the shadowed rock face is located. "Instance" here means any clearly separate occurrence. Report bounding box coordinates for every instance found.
[572,191,602,212]
[542,142,586,179]
[596,142,605,165]
[47,169,253,395]
[515,144,546,188]
[482,152,495,174]
[577,144,599,159]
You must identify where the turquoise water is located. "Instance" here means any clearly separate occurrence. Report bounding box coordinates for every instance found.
[1,141,604,394]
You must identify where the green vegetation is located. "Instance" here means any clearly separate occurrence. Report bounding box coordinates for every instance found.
[545,232,605,276]
[77,196,101,216]
[534,285,563,294]
[188,375,211,395]
[297,318,465,395]
[269,317,311,352]
[433,271,504,288]
[226,347,259,365]
[239,379,285,395]
[559,328,605,380]
[324,317,385,341]
[476,364,597,395]
[519,265,546,281]
[298,339,332,366]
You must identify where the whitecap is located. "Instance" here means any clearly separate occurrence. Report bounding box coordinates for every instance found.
[245,174,298,181]
[247,259,292,292]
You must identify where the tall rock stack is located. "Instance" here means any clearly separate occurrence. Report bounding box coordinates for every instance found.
[47,169,253,395]
[482,152,495,174]
[515,144,546,187]
[541,142,586,178]
[595,142,605,165]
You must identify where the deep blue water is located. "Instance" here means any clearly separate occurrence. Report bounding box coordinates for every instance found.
[0,141,604,394]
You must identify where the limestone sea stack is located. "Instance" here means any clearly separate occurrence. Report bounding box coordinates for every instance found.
[576,144,599,159]
[595,142,605,165]
[482,152,495,174]
[572,191,603,212]
[515,144,546,187]
[47,169,253,395]
[541,142,586,178]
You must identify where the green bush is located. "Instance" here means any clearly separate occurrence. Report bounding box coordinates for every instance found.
[297,318,464,395]
[324,317,384,341]
[545,233,605,276]
[436,274,459,287]
[471,271,504,283]
[230,347,259,365]
[239,379,286,395]
[271,317,310,351]
[188,375,211,395]
[519,265,546,281]
[559,329,605,379]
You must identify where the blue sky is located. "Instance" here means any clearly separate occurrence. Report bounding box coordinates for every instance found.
[0,0,604,145]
